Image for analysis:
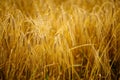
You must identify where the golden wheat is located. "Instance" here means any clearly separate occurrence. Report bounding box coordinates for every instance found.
[0,0,120,80]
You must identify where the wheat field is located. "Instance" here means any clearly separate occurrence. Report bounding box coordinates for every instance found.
[0,0,120,80]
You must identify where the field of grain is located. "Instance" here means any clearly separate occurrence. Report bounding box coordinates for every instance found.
[0,0,120,80]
